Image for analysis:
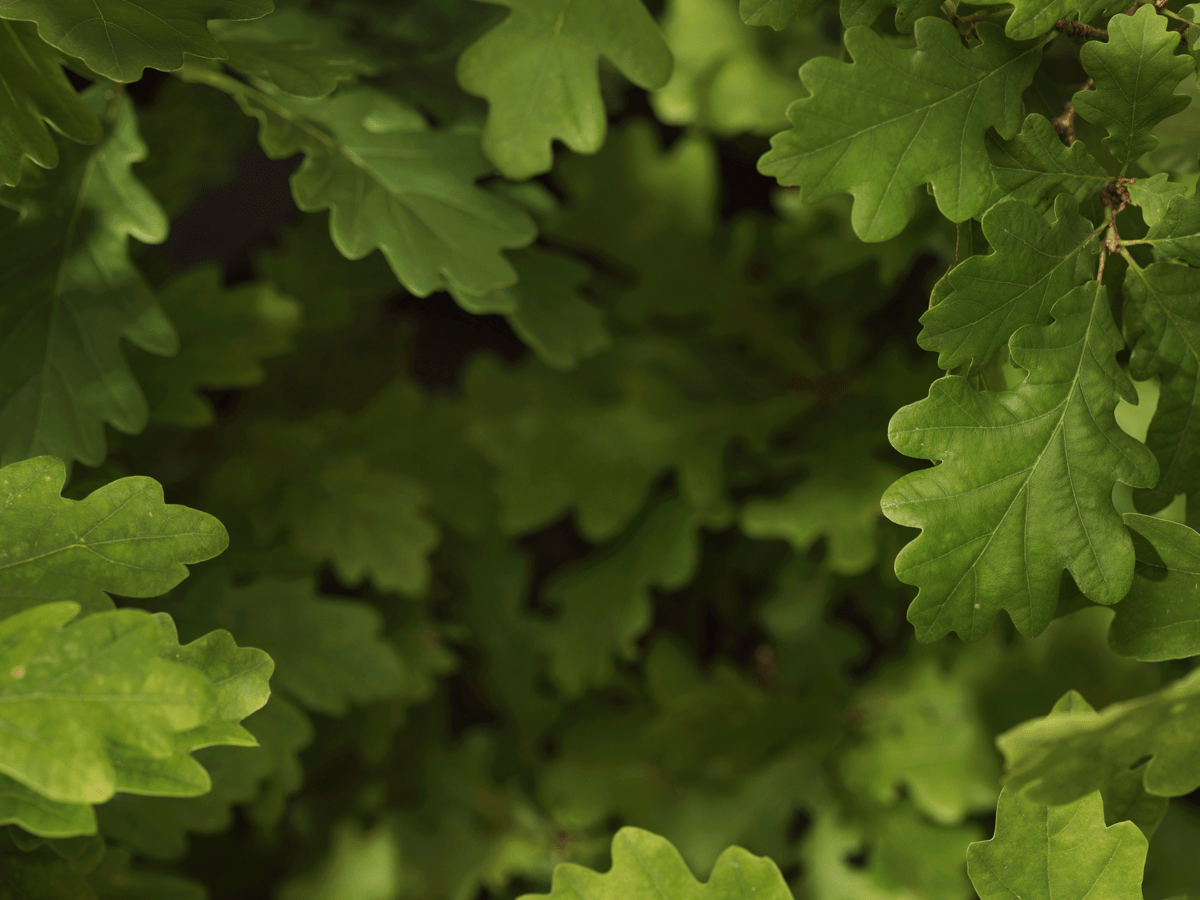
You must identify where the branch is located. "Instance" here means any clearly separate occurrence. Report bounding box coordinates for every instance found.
[1055,18,1109,38]
[1051,77,1095,146]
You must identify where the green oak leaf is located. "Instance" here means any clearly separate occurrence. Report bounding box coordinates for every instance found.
[739,458,899,575]
[759,19,1040,242]
[999,673,1200,804]
[1102,760,1169,838]
[0,456,227,618]
[1124,260,1200,512]
[130,266,303,428]
[0,776,95,838]
[841,659,999,824]
[984,114,1109,213]
[1074,5,1194,170]
[210,7,378,99]
[968,787,1147,900]
[214,579,406,716]
[539,498,702,696]
[517,827,792,900]
[1127,173,1189,229]
[0,20,101,187]
[291,455,440,596]
[0,0,273,82]
[450,247,609,371]
[0,88,173,468]
[740,0,813,29]
[883,282,1159,642]
[1107,514,1200,660]
[1144,191,1200,264]
[187,72,536,297]
[992,0,1108,40]
[456,0,673,179]
[918,195,1099,372]
[0,602,212,806]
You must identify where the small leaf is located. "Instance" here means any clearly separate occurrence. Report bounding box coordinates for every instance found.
[759,19,1040,241]
[0,456,227,618]
[740,0,813,29]
[968,787,1147,900]
[1073,6,1194,169]
[1145,191,1200,264]
[214,80,536,297]
[518,827,793,900]
[884,283,1159,642]
[918,195,1099,372]
[456,0,673,179]
[0,0,274,82]
[1126,173,1188,229]
[0,20,101,187]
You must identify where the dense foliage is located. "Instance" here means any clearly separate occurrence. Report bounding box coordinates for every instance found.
[5,0,1200,897]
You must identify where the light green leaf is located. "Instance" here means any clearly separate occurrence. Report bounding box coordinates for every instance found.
[130,266,303,428]
[918,196,1099,372]
[0,456,227,618]
[0,20,101,187]
[456,0,673,179]
[1102,761,1169,838]
[1127,173,1189,228]
[540,498,702,696]
[1107,514,1200,660]
[211,7,377,98]
[1144,191,1200,264]
[0,88,172,468]
[184,70,536,297]
[291,455,440,596]
[0,0,273,82]
[214,579,406,716]
[740,459,899,575]
[759,19,1040,242]
[0,776,94,838]
[450,247,609,371]
[1000,671,1200,804]
[883,282,1159,642]
[1124,261,1200,512]
[967,787,1147,900]
[740,0,813,29]
[0,602,213,806]
[518,827,792,900]
[1073,6,1194,170]
[841,659,999,824]
[984,114,1109,213]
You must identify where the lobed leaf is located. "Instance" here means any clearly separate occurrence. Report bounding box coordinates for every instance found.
[0,88,172,468]
[884,282,1159,642]
[456,0,673,179]
[918,195,1099,372]
[983,114,1109,213]
[212,78,536,297]
[0,456,227,618]
[1073,6,1194,170]
[968,786,1147,900]
[759,19,1040,242]
[518,827,793,900]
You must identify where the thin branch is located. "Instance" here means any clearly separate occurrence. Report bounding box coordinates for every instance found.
[1051,77,1095,145]
[1055,18,1109,38]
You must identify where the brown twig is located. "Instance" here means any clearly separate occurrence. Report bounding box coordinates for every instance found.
[1051,77,1095,146]
[1102,176,1135,217]
[1055,18,1110,38]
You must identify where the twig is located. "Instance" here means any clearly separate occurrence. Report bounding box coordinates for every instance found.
[1055,18,1109,38]
[1051,78,1095,146]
